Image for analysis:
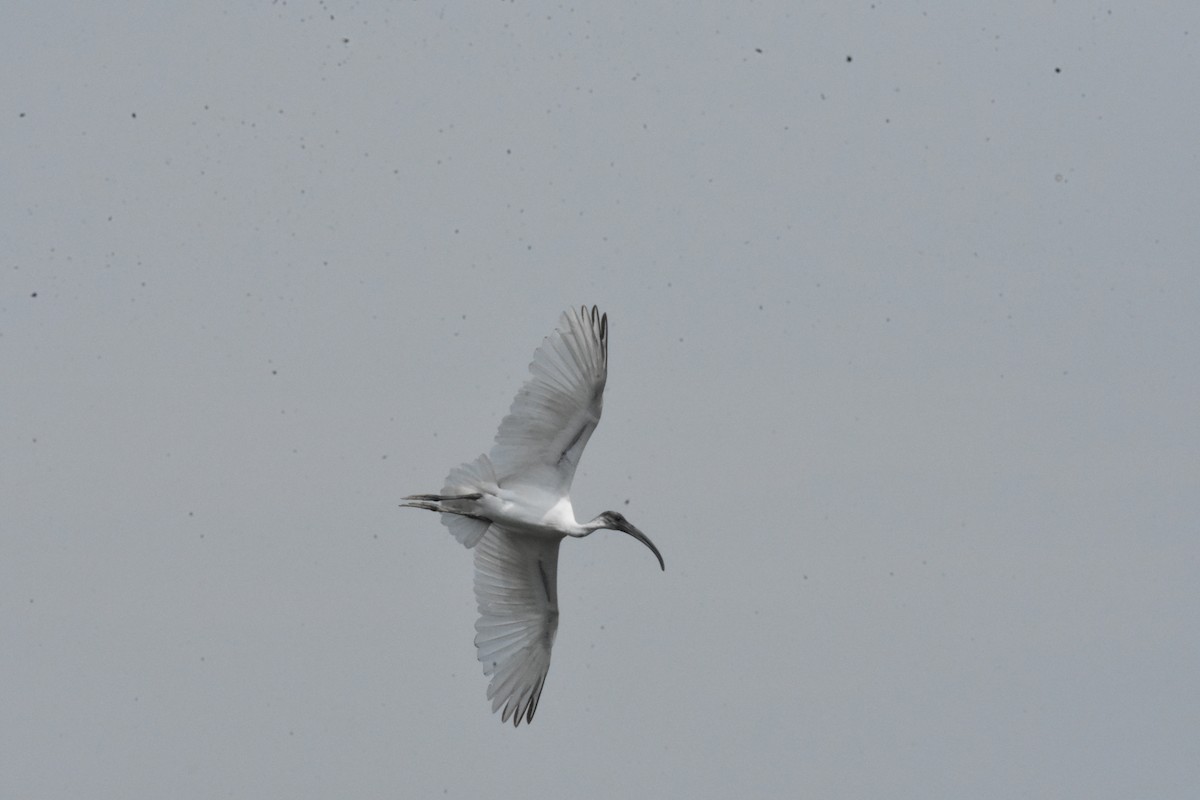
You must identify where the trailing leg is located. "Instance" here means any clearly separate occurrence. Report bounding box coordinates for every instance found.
[400,493,488,521]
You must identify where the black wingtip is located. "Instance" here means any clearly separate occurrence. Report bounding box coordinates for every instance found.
[527,677,543,723]
[596,307,608,362]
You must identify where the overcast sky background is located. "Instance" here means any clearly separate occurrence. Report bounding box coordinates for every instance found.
[3,2,1199,798]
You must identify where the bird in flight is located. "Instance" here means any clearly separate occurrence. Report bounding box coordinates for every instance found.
[402,306,664,726]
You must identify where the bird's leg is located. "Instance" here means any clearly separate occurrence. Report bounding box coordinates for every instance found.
[402,493,483,502]
[400,493,489,522]
[399,500,441,512]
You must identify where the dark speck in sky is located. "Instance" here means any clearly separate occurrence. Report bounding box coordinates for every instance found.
[846,55,853,62]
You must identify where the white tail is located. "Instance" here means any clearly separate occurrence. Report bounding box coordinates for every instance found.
[440,454,498,548]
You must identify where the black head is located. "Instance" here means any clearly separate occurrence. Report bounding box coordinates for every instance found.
[597,511,665,571]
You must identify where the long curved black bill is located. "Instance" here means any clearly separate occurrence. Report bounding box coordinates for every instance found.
[619,521,665,571]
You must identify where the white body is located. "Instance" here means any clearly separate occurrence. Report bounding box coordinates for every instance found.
[479,490,580,538]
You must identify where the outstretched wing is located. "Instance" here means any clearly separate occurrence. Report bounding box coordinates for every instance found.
[473,526,561,726]
[489,305,608,494]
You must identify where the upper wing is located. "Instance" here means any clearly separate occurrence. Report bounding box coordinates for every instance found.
[473,525,561,726]
[489,306,608,493]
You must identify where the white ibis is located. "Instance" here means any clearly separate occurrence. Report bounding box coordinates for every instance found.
[402,306,663,726]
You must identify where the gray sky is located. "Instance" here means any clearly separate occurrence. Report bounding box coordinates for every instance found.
[3,2,1198,798]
